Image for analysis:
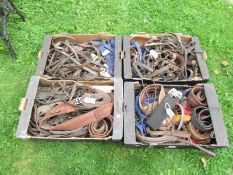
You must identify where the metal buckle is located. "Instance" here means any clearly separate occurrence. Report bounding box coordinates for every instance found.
[74,97,82,105]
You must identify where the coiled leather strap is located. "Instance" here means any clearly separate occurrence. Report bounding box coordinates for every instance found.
[89,115,113,138]
[187,86,207,108]
[191,106,213,132]
[186,122,211,141]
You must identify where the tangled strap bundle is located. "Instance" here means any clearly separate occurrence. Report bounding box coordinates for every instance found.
[45,35,115,80]
[135,85,215,156]
[135,86,188,143]
[28,82,113,138]
[135,84,165,134]
[131,33,200,81]
[139,84,165,115]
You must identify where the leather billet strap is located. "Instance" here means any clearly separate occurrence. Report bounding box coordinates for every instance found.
[45,35,115,80]
[130,33,200,81]
[28,82,114,138]
[187,86,207,108]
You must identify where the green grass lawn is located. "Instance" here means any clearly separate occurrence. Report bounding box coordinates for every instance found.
[0,0,233,174]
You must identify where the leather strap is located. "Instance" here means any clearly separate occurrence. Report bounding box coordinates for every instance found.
[147,128,191,138]
[42,92,111,119]
[136,131,179,144]
[28,104,89,138]
[52,35,76,45]
[191,106,213,132]
[178,138,215,157]
[139,84,165,115]
[186,122,211,141]
[187,86,207,108]
[89,115,113,138]
[136,128,214,157]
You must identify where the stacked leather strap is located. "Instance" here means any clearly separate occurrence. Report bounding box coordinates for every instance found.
[135,84,215,156]
[135,84,165,134]
[187,86,207,107]
[131,33,200,81]
[186,86,213,143]
[28,82,114,138]
[89,115,113,138]
[45,35,115,80]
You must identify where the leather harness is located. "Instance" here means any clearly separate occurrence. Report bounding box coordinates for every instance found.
[45,35,115,80]
[131,34,200,81]
[28,82,113,138]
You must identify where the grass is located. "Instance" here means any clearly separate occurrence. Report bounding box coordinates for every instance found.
[0,0,233,174]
